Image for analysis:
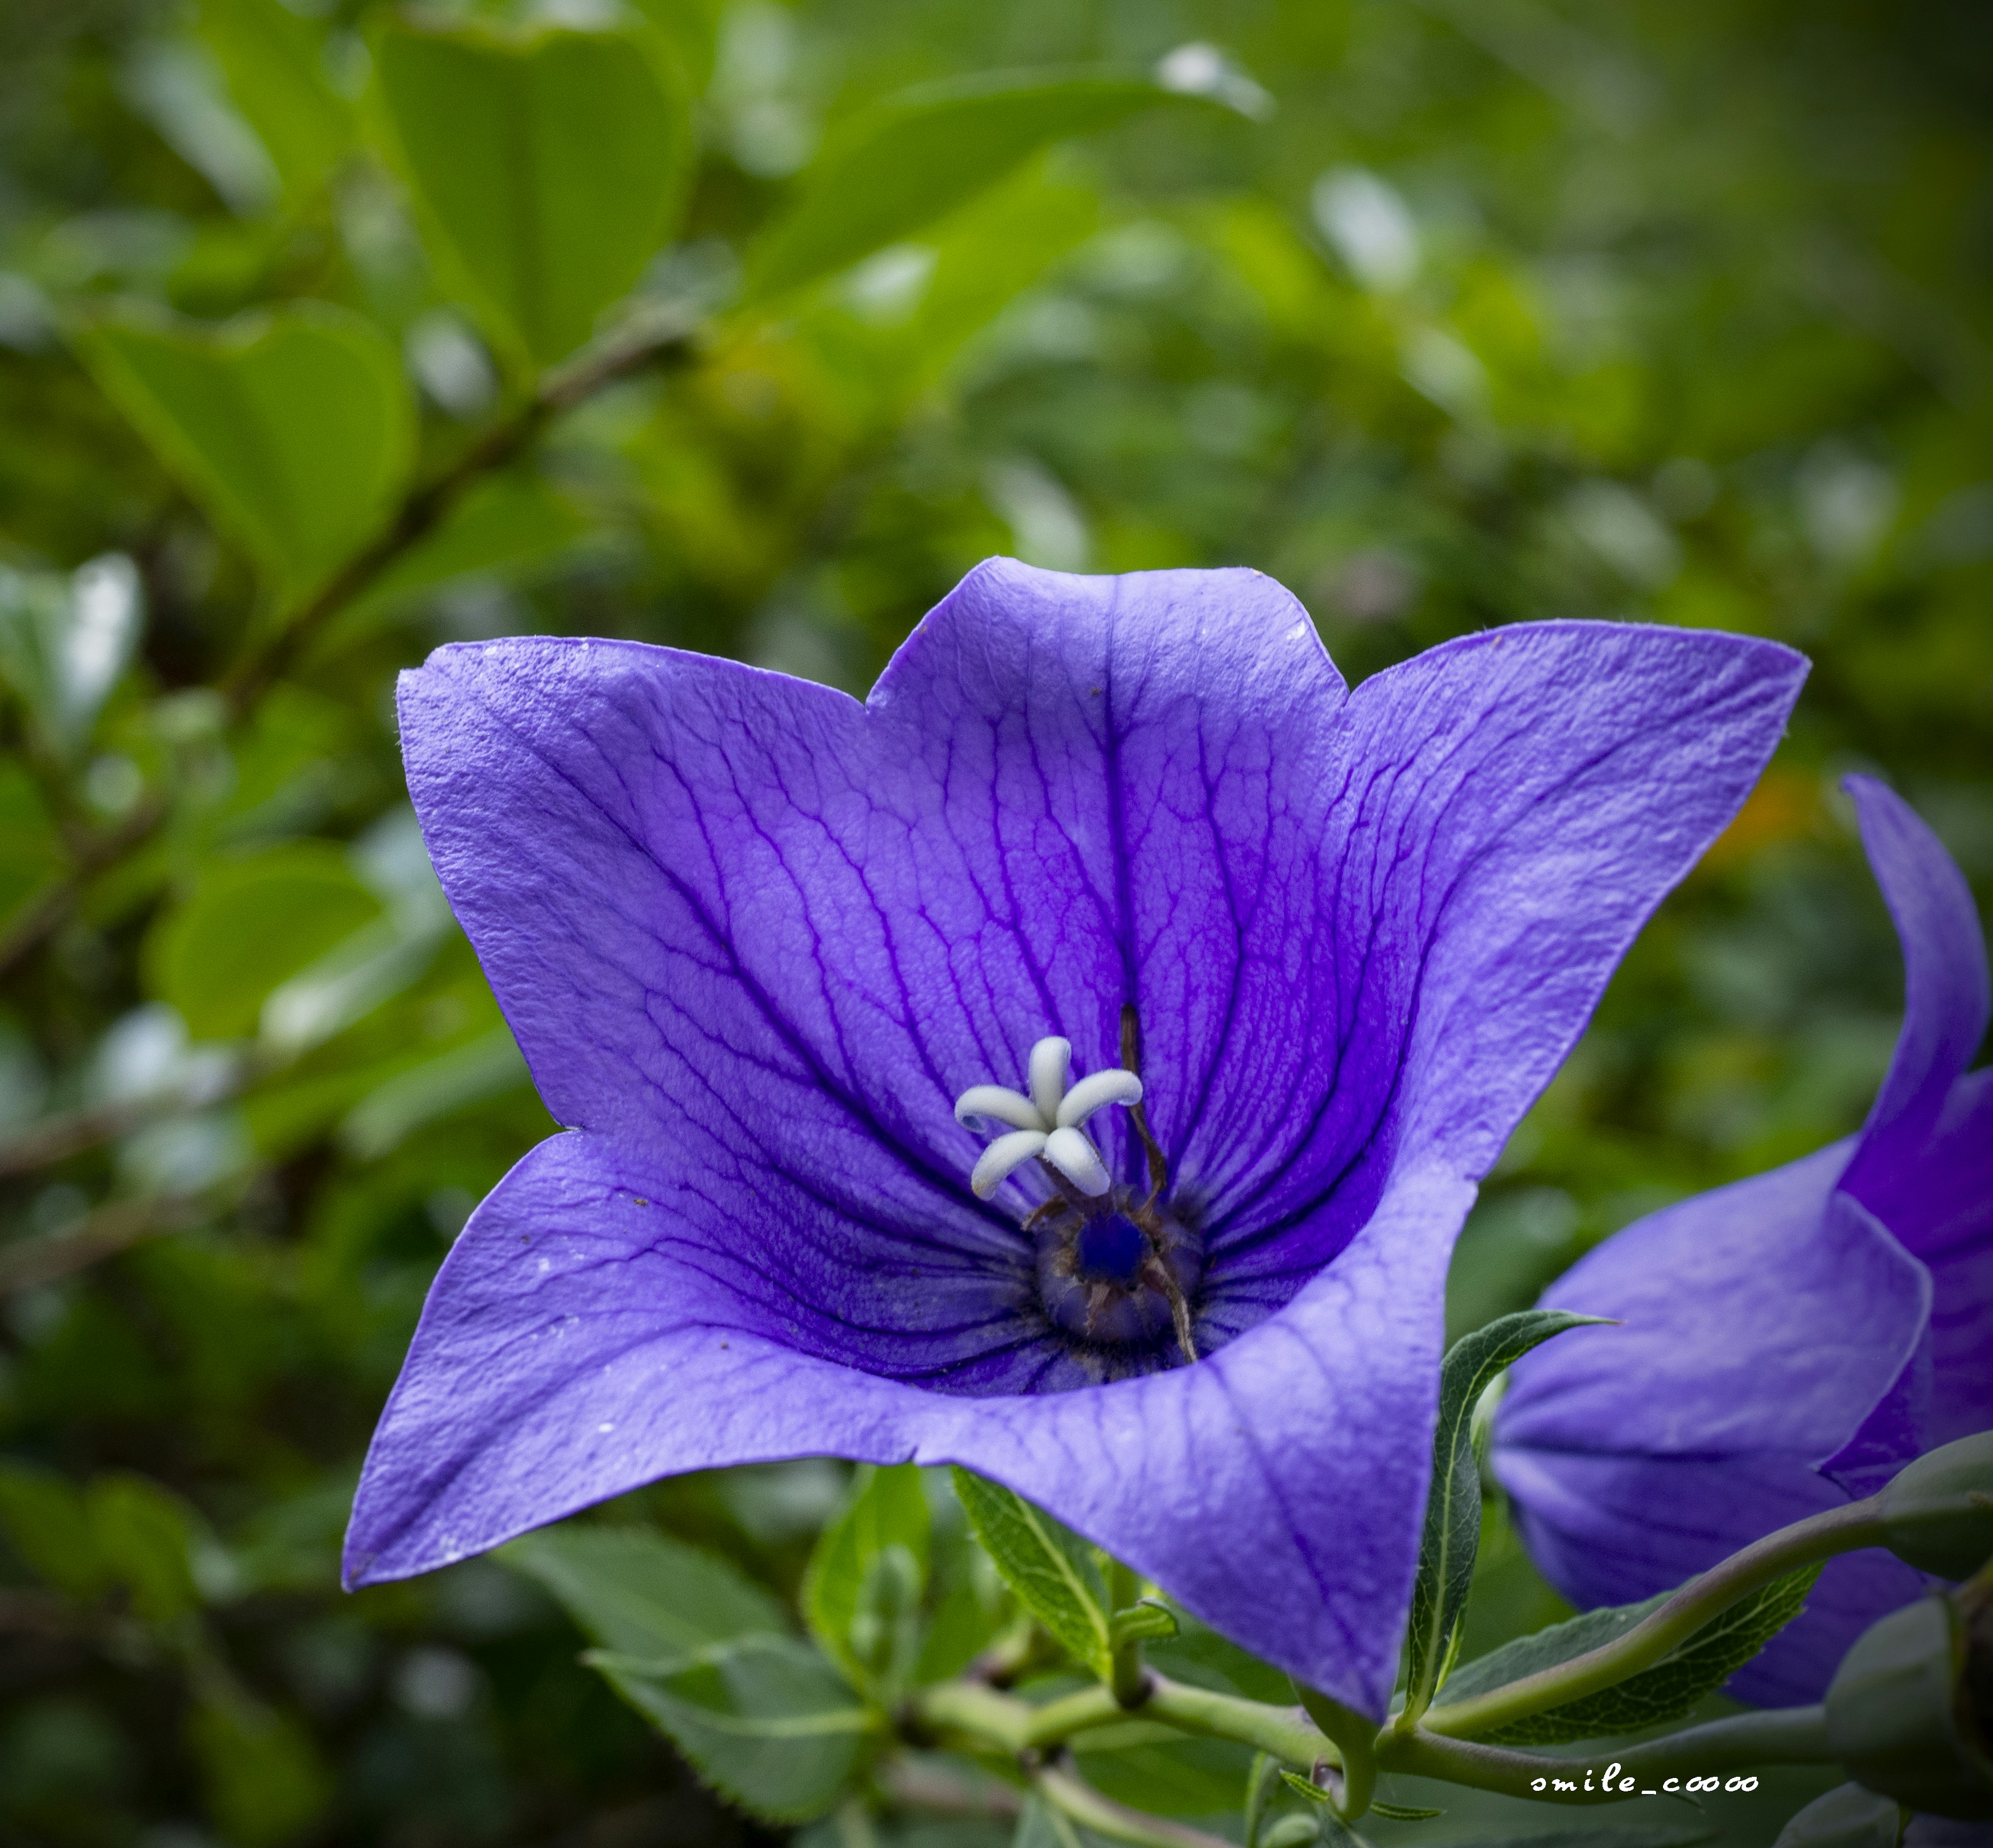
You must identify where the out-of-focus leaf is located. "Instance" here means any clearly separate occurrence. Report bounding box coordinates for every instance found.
[1148,1610,1294,1705]
[1076,1721,1254,1816]
[744,71,1232,304]
[337,1024,529,1157]
[591,1636,876,1823]
[374,22,689,366]
[503,1523,788,1658]
[1435,1567,1822,1744]
[89,1472,202,1624]
[1771,1783,1904,1846]
[0,555,143,757]
[146,843,383,1041]
[72,304,413,595]
[951,1468,1111,1677]
[188,1685,332,1848]
[330,472,591,641]
[802,1463,929,1688]
[0,1462,107,1600]
[197,0,352,198]
[0,764,65,919]
[1405,1308,1608,1721]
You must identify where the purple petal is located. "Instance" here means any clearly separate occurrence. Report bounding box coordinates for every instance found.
[346,1129,1474,1718]
[1497,1152,1930,1463]
[1838,775,1990,1216]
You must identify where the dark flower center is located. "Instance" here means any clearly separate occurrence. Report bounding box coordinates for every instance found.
[1034,1189,1202,1352]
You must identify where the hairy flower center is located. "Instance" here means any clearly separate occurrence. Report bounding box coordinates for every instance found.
[954,1019,1200,1362]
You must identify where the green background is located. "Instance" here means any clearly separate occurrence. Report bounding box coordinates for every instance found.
[0,0,1987,1841]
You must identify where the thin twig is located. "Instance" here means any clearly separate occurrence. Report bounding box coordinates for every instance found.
[0,307,700,982]
[0,1194,203,1293]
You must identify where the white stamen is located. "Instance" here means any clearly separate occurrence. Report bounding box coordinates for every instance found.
[971,1129,1049,1199]
[954,1084,1046,1132]
[952,1033,1143,1201]
[1056,1067,1143,1129]
[1042,1125,1111,1196]
[1028,1036,1071,1123]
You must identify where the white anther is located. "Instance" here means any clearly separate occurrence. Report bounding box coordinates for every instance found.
[971,1129,1049,1199]
[1056,1067,1143,1129]
[954,1084,1047,1133]
[1028,1036,1071,1124]
[1042,1126,1111,1196]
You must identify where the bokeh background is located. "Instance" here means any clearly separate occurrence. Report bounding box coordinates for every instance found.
[1,1,1988,1842]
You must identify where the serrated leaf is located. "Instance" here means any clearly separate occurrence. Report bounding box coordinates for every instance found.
[801,1462,929,1689]
[952,1468,1112,1677]
[589,1636,876,1824]
[502,1523,787,1658]
[375,22,689,366]
[743,71,1232,303]
[72,303,413,596]
[1435,1566,1821,1745]
[1404,1308,1607,1720]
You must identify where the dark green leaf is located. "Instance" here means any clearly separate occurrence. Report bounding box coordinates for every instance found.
[951,1468,1111,1677]
[89,1472,203,1624]
[146,843,383,1041]
[744,71,1232,303]
[589,1636,876,1823]
[802,1462,930,1688]
[1074,1722,1254,1817]
[375,23,689,366]
[0,1461,107,1600]
[1771,1782,1904,1847]
[72,304,413,595]
[1149,1610,1299,1705]
[188,1687,332,1848]
[502,1522,786,1658]
[1405,1308,1608,1719]
[1437,1567,1821,1744]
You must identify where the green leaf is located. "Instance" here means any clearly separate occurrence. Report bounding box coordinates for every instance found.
[1436,1566,1822,1744]
[72,303,413,596]
[502,1522,788,1658]
[375,22,689,367]
[1370,1801,1445,1820]
[197,0,352,200]
[1075,1724,1255,1817]
[1771,1782,1905,1847]
[1404,1308,1608,1720]
[590,1636,876,1824]
[802,1462,930,1689]
[743,70,1232,304]
[188,1686,332,1848]
[1149,1610,1295,1705]
[337,1024,530,1158]
[89,1472,203,1624]
[0,556,143,758]
[951,1468,1112,1677]
[1109,1599,1178,1647]
[147,843,384,1041]
[0,1461,107,1600]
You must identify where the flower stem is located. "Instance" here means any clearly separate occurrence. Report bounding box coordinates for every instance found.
[1417,1496,1887,1739]
[1378,1705,1836,1799]
[1035,1760,1239,1848]
[1144,1674,1335,1767]
[1108,1561,1148,1707]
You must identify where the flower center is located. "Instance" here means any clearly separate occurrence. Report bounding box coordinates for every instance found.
[954,1018,1200,1362]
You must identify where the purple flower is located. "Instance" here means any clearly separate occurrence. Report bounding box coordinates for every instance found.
[1495,776,1992,1706]
[343,559,1803,1717]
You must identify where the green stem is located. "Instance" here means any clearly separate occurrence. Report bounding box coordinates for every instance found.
[1021,1685,1127,1749]
[1034,1761,1238,1848]
[911,1679,1033,1754]
[1380,1704,1836,1802]
[1419,1498,1886,1739]
[1108,1560,1147,1707]
[1144,1674,1335,1768]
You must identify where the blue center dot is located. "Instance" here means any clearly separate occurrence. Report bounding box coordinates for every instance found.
[1074,1211,1148,1283]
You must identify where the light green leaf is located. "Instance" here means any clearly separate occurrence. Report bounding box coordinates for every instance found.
[375,22,689,367]
[744,71,1233,304]
[802,1462,930,1689]
[590,1635,877,1823]
[0,555,143,758]
[336,1024,529,1158]
[146,844,384,1041]
[1435,1566,1821,1744]
[503,1523,786,1659]
[951,1467,1111,1677]
[198,0,352,199]
[1404,1308,1608,1720]
[72,303,413,596]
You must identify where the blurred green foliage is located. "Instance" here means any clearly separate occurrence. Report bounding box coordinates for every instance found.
[0,0,1987,1842]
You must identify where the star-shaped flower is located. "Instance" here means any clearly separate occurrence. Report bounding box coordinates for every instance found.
[1495,776,1991,1705]
[344,559,1804,1717]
